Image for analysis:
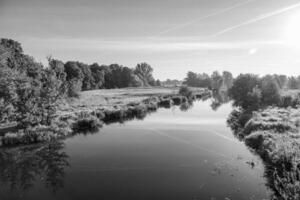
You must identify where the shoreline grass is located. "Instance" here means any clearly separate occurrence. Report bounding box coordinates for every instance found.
[227,106,300,199]
[0,87,211,147]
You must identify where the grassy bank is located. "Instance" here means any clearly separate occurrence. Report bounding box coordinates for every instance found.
[0,87,211,147]
[228,106,300,199]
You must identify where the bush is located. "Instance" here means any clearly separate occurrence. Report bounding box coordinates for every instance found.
[158,98,173,108]
[228,74,260,110]
[72,116,102,132]
[179,86,193,98]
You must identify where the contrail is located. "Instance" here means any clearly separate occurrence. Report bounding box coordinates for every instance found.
[151,0,256,37]
[211,2,300,37]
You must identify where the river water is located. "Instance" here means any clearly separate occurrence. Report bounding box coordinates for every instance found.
[0,99,271,200]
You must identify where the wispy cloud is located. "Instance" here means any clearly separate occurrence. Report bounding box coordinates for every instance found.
[211,2,300,37]
[26,37,284,52]
[151,0,256,37]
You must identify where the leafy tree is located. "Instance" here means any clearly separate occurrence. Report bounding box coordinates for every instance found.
[155,79,161,86]
[261,75,281,106]
[64,61,83,81]
[134,62,155,86]
[64,61,83,96]
[77,62,93,91]
[184,71,199,87]
[229,74,261,110]
[197,73,211,88]
[38,68,66,125]
[48,58,67,95]
[287,77,299,89]
[211,71,223,90]
[90,63,105,89]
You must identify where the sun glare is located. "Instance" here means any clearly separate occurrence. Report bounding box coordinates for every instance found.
[285,12,300,46]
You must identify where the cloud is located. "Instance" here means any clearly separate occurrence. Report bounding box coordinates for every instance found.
[151,0,256,37]
[26,37,284,52]
[211,2,300,37]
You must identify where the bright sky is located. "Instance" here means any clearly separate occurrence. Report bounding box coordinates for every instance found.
[1,0,300,80]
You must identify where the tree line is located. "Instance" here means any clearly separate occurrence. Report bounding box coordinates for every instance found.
[183,71,300,110]
[183,71,233,91]
[0,38,159,128]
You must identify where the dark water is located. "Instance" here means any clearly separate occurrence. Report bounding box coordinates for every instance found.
[0,99,271,200]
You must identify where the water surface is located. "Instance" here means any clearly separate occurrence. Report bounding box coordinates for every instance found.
[0,99,271,200]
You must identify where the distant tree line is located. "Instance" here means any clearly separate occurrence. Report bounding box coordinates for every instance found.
[183,71,233,91]
[183,70,300,111]
[184,70,300,92]
[161,79,182,87]
[63,61,159,95]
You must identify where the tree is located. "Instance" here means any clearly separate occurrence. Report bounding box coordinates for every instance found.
[155,79,161,86]
[134,63,155,86]
[90,63,105,89]
[287,76,299,89]
[64,61,83,81]
[184,71,199,87]
[198,73,211,88]
[229,74,261,110]
[38,68,64,125]
[211,71,223,90]
[48,58,67,95]
[77,62,93,91]
[261,75,281,106]
[0,67,18,123]
[64,61,83,96]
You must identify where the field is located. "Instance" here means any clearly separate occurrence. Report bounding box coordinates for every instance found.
[59,87,205,115]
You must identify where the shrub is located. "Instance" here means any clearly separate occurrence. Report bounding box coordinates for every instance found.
[172,96,183,105]
[72,116,102,132]
[179,86,193,98]
[158,98,173,108]
[103,109,125,123]
[229,74,260,110]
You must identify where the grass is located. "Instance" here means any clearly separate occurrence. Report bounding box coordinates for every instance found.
[228,106,300,199]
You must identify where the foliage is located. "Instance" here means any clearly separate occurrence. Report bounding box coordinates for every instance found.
[183,70,233,91]
[261,75,281,106]
[229,74,261,110]
[134,62,155,86]
[179,85,193,98]
[0,39,65,129]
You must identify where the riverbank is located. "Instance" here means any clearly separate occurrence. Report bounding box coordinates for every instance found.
[228,106,300,199]
[0,87,211,147]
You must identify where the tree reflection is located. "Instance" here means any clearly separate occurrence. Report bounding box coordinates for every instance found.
[179,102,194,112]
[0,141,69,194]
[210,90,230,111]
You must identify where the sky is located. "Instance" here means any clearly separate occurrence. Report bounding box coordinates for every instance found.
[1,0,300,80]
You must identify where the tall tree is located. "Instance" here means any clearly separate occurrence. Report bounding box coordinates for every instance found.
[134,62,155,86]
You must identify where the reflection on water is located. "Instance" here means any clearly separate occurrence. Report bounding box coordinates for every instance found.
[0,94,273,200]
[210,90,230,111]
[0,141,69,197]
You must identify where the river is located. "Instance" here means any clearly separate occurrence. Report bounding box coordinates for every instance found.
[0,98,271,200]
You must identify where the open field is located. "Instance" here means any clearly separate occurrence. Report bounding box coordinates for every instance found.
[59,87,206,115]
